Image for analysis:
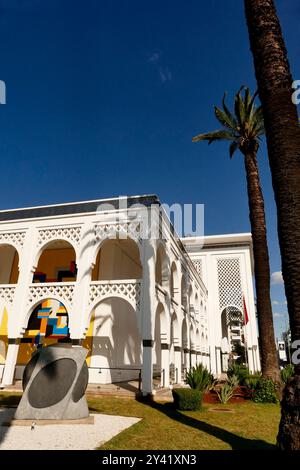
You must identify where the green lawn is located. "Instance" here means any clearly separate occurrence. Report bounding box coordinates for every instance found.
[0,392,280,450]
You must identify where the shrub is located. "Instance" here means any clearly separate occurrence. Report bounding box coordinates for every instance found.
[281,364,294,384]
[185,364,215,392]
[216,383,236,404]
[244,374,262,397]
[227,364,249,385]
[172,388,202,411]
[244,374,262,391]
[252,378,278,404]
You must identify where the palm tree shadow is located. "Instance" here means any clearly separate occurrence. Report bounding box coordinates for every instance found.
[143,401,276,450]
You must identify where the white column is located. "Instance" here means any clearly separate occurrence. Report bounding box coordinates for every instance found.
[9,228,39,338]
[161,346,170,388]
[141,238,156,395]
[184,347,190,371]
[1,340,19,386]
[243,250,261,372]
[247,346,254,373]
[70,222,95,340]
[174,347,182,383]
[191,350,197,368]
[215,347,222,375]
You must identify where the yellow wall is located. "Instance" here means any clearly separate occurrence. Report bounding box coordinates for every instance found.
[35,248,76,280]
[0,307,8,364]
[17,337,58,365]
[82,310,95,366]
[9,252,19,283]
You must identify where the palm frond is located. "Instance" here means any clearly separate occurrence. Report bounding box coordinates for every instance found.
[229,141,239,158]
[192,129,236,144]
[193,86,265,156]
[214,106,236,130]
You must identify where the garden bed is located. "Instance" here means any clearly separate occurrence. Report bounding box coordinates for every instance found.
[203,386,250,404]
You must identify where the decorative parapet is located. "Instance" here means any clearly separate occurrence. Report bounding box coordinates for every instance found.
[0,285,16,305]
[89,280,141,310]
[27,283,75,309]
[0,231,26,249]
[37,226,82,247]
[94,222,141,242]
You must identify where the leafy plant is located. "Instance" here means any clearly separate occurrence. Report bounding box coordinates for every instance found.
[216,383,236,404]
[172,388,202,411]
[228,374,239,388]
[185,364,215,392]
[252,378,278,404]
[244,374,262,390]
[280,364,294,385]
[227,364,249,385]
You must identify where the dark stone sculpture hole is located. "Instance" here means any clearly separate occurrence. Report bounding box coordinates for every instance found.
[72,362,89,403]
[28,358,77,408]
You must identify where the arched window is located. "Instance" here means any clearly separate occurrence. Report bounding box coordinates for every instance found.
[0,244,19,284]
[92,238,142,281]
[34,240,77,283]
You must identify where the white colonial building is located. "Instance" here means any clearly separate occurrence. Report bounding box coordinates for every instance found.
[0,195,260,396]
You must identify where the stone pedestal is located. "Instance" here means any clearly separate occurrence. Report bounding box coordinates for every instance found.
[15,344,89,421]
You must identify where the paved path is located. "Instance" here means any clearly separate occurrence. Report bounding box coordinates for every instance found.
[0,408,140,450]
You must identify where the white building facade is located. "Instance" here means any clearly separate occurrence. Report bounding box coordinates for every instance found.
[0,195,260,396]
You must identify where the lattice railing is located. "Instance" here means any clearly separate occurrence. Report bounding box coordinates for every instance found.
[0,231,26,248]
[89,280,141,310]
[37,226,82,247]
[27,283,75,308]
[94,222,141,242]
[0,285,17,304]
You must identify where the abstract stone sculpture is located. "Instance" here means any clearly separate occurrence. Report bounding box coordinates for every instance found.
[15,344,89,420]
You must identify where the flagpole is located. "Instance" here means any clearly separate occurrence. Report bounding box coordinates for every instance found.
[243,322,249,369]
[243,295,250,370]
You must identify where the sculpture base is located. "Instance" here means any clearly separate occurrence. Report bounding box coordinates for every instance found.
[15,344,89,421]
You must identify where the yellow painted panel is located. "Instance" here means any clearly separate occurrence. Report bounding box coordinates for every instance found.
[36,248,75,280]
[0,307,8,336]
[9,252,19,283]
[0,307,8,363]
[82,310,95,366]
[17,337,58,365]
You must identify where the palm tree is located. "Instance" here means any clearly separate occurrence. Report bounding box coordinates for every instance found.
[244,0,300,450]
[192,87,280,383]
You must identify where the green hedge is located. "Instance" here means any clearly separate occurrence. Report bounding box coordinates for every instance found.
[172,388,202,411]
[252,378,278,404]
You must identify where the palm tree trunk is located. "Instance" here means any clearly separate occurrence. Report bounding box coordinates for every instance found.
[244,0,300,449]
[244,150,280,382]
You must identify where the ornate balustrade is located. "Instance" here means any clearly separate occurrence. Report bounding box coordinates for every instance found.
[27,282,75,309]
[89,279,141,310]
[0,285,17,305]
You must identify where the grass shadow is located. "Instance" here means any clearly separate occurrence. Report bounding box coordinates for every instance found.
[144,400,276,450]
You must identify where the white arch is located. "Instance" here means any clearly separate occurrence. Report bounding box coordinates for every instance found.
[91,234,143,272]
[33,238,78,270]
[88,291,139,326]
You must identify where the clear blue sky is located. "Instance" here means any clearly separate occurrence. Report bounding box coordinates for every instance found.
[0,0,299,337]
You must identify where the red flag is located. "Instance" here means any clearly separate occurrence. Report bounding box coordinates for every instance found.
[243,296,249,325]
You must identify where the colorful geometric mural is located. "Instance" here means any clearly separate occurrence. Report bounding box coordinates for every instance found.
[22,299,70,346]
[17,299,70,365]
